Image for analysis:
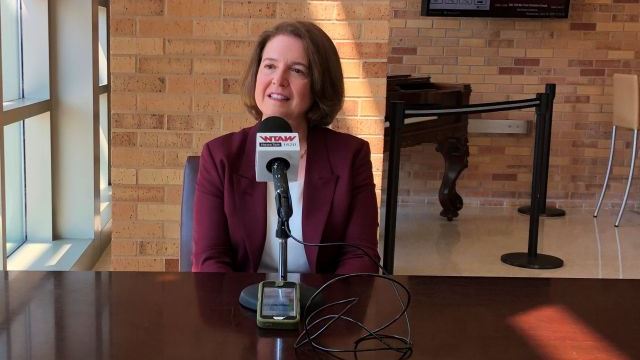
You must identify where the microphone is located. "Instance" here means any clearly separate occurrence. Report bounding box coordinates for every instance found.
[255,116,300,224]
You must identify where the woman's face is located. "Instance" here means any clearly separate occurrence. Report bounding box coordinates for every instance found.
[254,35,312,128]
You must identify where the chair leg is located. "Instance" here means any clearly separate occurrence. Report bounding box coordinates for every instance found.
[615,129,638,227]
[594,126,617,217]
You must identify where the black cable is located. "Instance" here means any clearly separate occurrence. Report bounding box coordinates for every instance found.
[284,225,413,359]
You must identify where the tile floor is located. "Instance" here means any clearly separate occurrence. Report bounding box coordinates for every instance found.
[386,205,640,279]
[93,205,640,278]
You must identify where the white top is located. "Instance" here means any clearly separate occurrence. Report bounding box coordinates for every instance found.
[258,158,310,274]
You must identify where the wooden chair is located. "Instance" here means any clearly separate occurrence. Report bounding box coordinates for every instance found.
[594,74,640,227]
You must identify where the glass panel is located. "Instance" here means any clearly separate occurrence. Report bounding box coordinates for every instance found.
[1,0,22,102]
[4,121,26,255]
[99,93,109,201]
[98,6,107,86]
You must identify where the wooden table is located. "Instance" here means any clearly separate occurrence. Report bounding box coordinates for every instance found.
[1,272,639,359]
[385,76,472,221]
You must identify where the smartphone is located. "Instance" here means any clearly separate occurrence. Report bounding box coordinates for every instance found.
[256,280,300,330]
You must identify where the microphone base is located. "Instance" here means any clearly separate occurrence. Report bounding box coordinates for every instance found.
[239,282,321,313]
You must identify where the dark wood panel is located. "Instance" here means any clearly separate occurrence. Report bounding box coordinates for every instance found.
[1,272,639,359]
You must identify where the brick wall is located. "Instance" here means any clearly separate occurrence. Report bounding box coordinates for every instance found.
[110,0,390,271]
[389,0,640,209]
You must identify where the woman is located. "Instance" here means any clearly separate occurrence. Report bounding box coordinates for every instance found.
[192,21,380,274]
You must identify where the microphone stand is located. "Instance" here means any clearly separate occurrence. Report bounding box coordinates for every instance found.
[239,162,320,312]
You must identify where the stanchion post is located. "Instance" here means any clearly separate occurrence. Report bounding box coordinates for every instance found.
[517,83,565,217]
[527,92,547,257]
[383,101,405,275]
[538,84,565,216]
[501,91,563,269]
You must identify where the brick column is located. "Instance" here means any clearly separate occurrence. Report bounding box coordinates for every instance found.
[110,0,390,271]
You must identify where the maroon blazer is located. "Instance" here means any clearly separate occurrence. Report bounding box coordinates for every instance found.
[192,124,380,273]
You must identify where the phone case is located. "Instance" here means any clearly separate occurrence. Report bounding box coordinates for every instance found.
[256,280,300,330]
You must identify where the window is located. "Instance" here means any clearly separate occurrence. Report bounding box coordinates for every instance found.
[1,0,22,102]
[1,0,51,266]
[3,120,25,255]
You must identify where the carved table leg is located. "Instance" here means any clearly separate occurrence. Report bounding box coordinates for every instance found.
[436,136,469,221]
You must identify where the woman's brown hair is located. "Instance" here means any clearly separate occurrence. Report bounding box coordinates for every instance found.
[241,21,344,127]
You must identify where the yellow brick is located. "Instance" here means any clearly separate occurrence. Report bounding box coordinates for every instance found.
[113,220,164,238]
[162,240,180,257]
[138,204,181,221]
[277,2,336,20]
[360,100,387,117]
[138,58,192,74]
[526,49,554,58]
[195,77,222,94]
[111,92,137,112]
[121,0,164,16]
[193,58,247,76]
[417,47,444,56]
[336,41,388,59]
[340,60,361,78]
[608,50,635,59]
[166,76,194,94]
[138,19,193,37]
[484,75,512,84]
[112,75,165,93]
[111,56,136,73]
[469,66,498,75]
[249,19,281,36]
[433,19,460,29]
[138,132,193,148]
[362,21,389,41]
[344,79,386,97]
[576,86,603,95]
[597,22,623,31]
[165,39,221,56]
[166,0,221,17]
[499,48,526,57]
[221,114,256,132]
[405,19,433,28]
[111,257,139,271]
[111,38,163,55]
[138,169,183,185]
[138,258,165,271]
[165,185,184,205]
[459,39,486,47]
[111,239,138,256]
[111,169,137,184]
[223,1,277,18]
[112,185,165,202]
[138,94,192,113]
[193,95,244,113]
[335,3,390,20]
[112,148,165,167]
[109,18,136,36]
[362,62,387,78]
[417,65,443,74]
[112,202,136,221]
[164,222,180,239]
[194,19,249,38]
[457,75,485,83]
[444,65,469,74]
[316,22,361,40]
[223,40,255,56]
[458,57,485,66]
[623,22,640,31]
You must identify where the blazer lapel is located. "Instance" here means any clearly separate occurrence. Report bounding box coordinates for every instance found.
[303,128,338,272]
[233,125,266,272]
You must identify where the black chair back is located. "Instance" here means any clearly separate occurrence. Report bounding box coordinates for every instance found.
[180,156,200,272]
